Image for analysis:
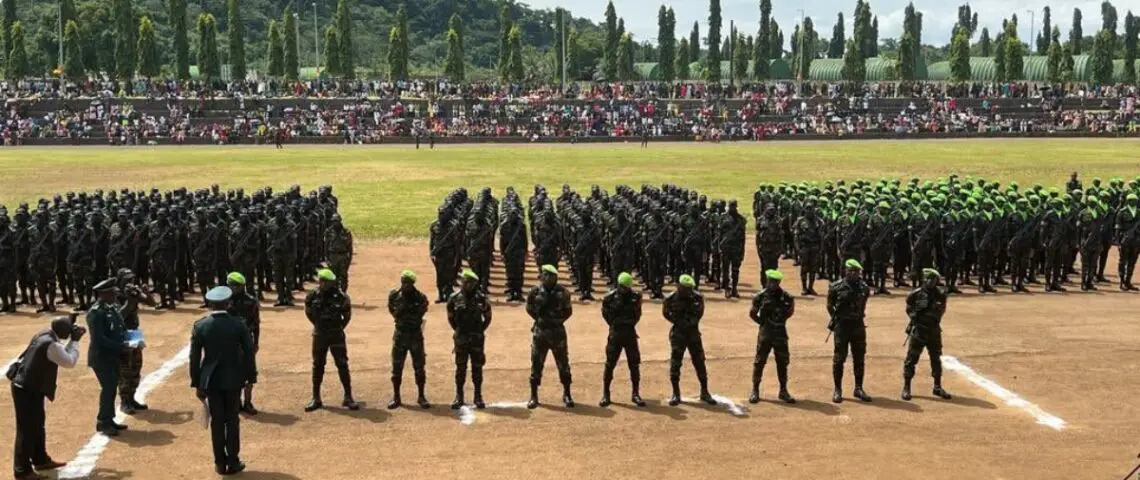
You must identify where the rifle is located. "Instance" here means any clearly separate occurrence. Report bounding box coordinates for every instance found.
[430,221,459,257]
[265,221,303,256]
[869,219,894,252]
[146,226,171,257]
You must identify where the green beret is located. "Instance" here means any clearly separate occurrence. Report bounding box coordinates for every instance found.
[226,272,246,285]
[401,269,417,282]
[679,274,695,287]
[1129,194,1139,201]
[317,269,337,281]
[462,269,479,281]
[617,272,633,287]
[922,268,941,278]
[541,264,558,275]
[877,201,890,209]
[844,258,863,270]
[765,270,784,281]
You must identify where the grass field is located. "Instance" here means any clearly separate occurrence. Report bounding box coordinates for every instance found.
[1,138,1137,238]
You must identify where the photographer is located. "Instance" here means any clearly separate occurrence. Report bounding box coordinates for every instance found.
[8,315,85,480]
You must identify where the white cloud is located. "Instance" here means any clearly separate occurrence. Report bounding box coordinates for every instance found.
[520,0,1140,49]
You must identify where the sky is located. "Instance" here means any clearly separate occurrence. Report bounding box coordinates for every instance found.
[519,0,1140,49]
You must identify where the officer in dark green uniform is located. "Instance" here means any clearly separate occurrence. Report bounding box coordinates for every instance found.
[902,268,952,401]
[599,272,645,408]
[748,270,796,405]
[86,278,135,436]
[525,265,575,409]
[303,269,358,412]
[386,270,431,410]
[663,274,715,406]
[447,269,492,410]
[827,259,872,404]
[226,272,261,415]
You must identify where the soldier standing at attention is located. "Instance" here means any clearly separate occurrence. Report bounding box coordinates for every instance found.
[756,204,784,277]
[429,209,461,303]
[525,265,575,409]
[116,269,155,415]
[87,279,136,436]
[0,212,15,312]
[226,272,261,415]
[902,268,952,401]
[447,270,491,410]
[748,270,796,404]
[718,200,746,298]
[324,214,354,292]
[599,272,645,408]
[267,208,298,307]
[303,269,358,412]
[27,211,56,314]
[386,270,431,410]
[499,207,528,303]
[827,259,872,404]
[663,274,716,407]
[793,201,823,296]
[149,209,179,310]
[1116,193,1140,291]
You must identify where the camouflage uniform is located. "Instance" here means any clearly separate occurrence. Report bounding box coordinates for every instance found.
[525,282,574,404]
[26,214,56,312]
[388,285,430,402]
[749,284,795,401]
[663,288,711,402]
[266,213,298,306]
[447,287,491,407]
[324,218,354,292]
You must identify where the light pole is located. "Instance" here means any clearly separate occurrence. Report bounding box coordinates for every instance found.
[293,11,301,75]
[796,9,805,90]
[313,2,320,75]
[1028,9,1035,55]
[58,0,63,77]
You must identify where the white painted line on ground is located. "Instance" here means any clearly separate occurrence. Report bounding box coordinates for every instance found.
[455,401,529,425]
[58,344,192,479]
[683,394,749,417]
[942,355,1066,431]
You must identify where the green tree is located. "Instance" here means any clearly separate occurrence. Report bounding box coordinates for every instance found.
[870,16,879,56]
[113,0,136,79]
[603,0,617,79]
[61,0,77,27]
[676,37,690,79]
[566,26,580,80]
[386,5,407,80]
[444,28,464,81]
[324,25,340,76]
[658,6,676,82]
[498,3,512,81]
[949,27,971,82]
[266,19,283,77]
[1071,8,1084,54]
[690,21,700,60]
[1092,29,1114,84]
[1061,41,1075,80]
[1003,20,1023,81]
[754,0,771,79]
[829,13,845,58]
[2,0,16,68]
[1124,13,1138,84]
[706,0,722,81]
[227,0,246,80]
[7,21,25,79]
[616,31,634,80]
[336,0,353,79]
[63,19,83,80]
[1037,6,1051,55]
[508,25,524,81]
[841,38,863,82]
[995,20,1007,79]
[957,4,977,37]
[196,13,220,81]
[898,2,920,80]
[136,15,159,78]
[790,18,815,80]
[283,7,299,80]
[769,19,782,59]
[169,0,189,80]
[553,9,563,84]
[733,32,749,80]
[978,27,991,56]
[1047,26,1064,83]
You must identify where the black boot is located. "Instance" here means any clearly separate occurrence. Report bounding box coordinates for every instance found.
[120,397,136,415]
[416,377,431,409]
[748,382,760,404]
[451,371,466,410]
[562,383,575,408]
[832,363,844,403]
[668,379,682,406]
[242,385,257,415]
[698,376,716,405]
[305,371,324,412]
[339,370,359,410]
[599,378,612,408]
[387,380,402,410]
[933,376,952,400]
[630,367,646,407]
[472,373,485,409]
[527,381,540,409]
[776,362,794,404]
[901,377,913,401]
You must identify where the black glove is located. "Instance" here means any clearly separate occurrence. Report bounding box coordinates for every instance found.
[196,389,207,401]
[71,325,87,342]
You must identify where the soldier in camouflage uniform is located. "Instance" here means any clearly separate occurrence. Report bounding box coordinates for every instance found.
[91,210,110,280]
[267,207,298,307]
[0,212,15,312]
[901,268,952,401]
[149,209,180,309]
[718,200,746,298]
[108,210,136,277]
[525,265,575,409]
[867,202,894,295]
[27,211,56,313]
[52,208,73,305]
[1116,193,1140,290]
[11,208,30,306]
[324,214,354,292]
[430,208,461,303]
[304,269,358,412]
[466,208,494,294]
[748,270,796,404]
[1076,197,1104,291]
[793,200,823,296]
[599,272,645,408]
[226,272,261,415]
[499,206,528,303]
[663,274,715,406]
[827,259,872,403]
[116,268,156,414]
[387,270,431,410]
[67,213,97,310]
[756,204,784,278]
[190,210,220,303]
[447,269,492,410]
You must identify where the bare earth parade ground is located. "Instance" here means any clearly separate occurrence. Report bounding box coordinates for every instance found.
[1,139,1139,479]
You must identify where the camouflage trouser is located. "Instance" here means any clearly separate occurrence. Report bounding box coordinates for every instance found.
[118,348,144,400]
[271,258,295,303]
[753,336,790,386]
[529,330,571,387]
[0,269,15,304]
[151,254,177,298]
[194,265,215,289]
[68,264,93,303]
[903,333,942,381]
[391,329,426,385]
[669,330,708,383]
[453,333,485,387]
[328,254,350,291]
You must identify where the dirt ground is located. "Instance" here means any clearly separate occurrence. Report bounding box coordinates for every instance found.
[3,241,1140,480]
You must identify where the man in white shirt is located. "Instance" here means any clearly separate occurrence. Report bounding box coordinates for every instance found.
[9,316,85,480]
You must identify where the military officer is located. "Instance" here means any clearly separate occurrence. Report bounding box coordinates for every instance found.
[525,265,575,409]
[303,269,358,412]
[226,272,261,415]
[902,268,952,401]
[663,274,715,406]
[386,270,431,409]
[748,270,796,404]
[827,259,872,403]
[599,272,645,408]
[447,269,492,410]
[115,268,155,415]
[86,279,137,436]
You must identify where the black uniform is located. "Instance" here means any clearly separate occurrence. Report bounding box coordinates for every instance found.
[387,285,430,403]
[429,216,461,302]
[228,287,260,411]
[663,288,713,404]
[303,287,355,409]
[499,212,528,302]
[718,208,746,297]
[525,282,574,405]
[826,277,871,402]
[749,284,795,400]
[903,284,948,396]
[447,287,492,407]
[600,287,643,403]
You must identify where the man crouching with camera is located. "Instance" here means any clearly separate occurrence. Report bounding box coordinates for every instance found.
[7,314,85,480]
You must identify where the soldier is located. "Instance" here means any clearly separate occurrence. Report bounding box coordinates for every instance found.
[87,279,135,437]
[756,204,783,277]
[266,207,298,307]
[303,269,358,412]
[226,272,261,415]
[571,213,600,301]
[1076,197,1104,291]
[599,272,645,408]
[680,205,707,288]
[386,270,431,410]
[189,211,220,303]
[525,265,575,409]
[68,214,99,310]
[793,201,823,296]
[0,212,15,312]
[429,209,461,303]
[973,199,1002,294]
[867,202,893,295]
[827,259,872,403]
[148,209,179,309]
[902,269,952,401]
[116,268,156,415]
[27,211,56,314]
[52,209,73,305]
[324,214,354,292]
[107,210,136,276]
[748,270,796,404]
[718,200,746,298]
[533,209,562,271]
[1116,193,1140,291]
[229,212,261,301]
[1043,198,1070,292]
[499,207,528,302]
[465,208,494,294]
[91,211,110,281]
[891,199,913,287]
[663,274,715,406]
[642,209,670,299]
[1006,198,1037,293]
[447,269,492,409]
[13,208,31,306]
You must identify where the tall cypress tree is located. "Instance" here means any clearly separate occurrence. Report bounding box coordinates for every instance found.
[283,7,299,80]
[754,0,771,79]
[267,19,283,76]
[566,26,580,81]
[1004,20,1023,81]
[898,2,917,80]
[444,27,464,81]
[553,9,563,84]
[63,20,83,80]
[137,15,159,78]
[841,38,863,82]
[1047,26,1064,83]
[732,32,749,79]
[995,20,1007,80]
[689,21,700,61]
[197,13,220,80]
[829,13,845,58]
[227,0,245,80]
[324,26,340,76]
[706,0,722,81]
[114,0,136,79]
[7,21,25,79]
[1124,12,1138,84]
[978,27,992,56]
[498,3,512,81]
[603,1,617,80]
[336,0,353,79]
[659,6,676,82]
[949,26,971,82]
[676,37,690,79]
[1037,6,1052,55]
[2,0,16,68]
[508,25,524,82]
[169,0,189,80]
[1071,8,1084,55]
[386,5,407,80]
[616,31,633,80]
[770,19,782,59]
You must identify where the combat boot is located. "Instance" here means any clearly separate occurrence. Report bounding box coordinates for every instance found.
[450,392,465,410]
[901,378,913,401]
[472,381,485,409]
[853,386,872,402]
[416,381,431,409]
[778,389,796,404]
[932,379,952,400]
[562,384,575,408]
[120,398,136,415]
[698,384,716,405]
[341,394,360,411]
[526,382,540,409]
[387,380,402,410]
[599,383,611,408]
[304,396,323,412]
[748,385,760,404]
[304,373,324,412]
[668,380,682,406]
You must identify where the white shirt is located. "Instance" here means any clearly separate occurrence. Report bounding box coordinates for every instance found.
[46,340,80,369]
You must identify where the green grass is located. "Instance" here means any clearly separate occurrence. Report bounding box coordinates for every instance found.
[0,139,1135,238]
